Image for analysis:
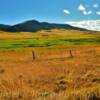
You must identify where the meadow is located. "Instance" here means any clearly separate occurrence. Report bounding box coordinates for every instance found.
[0,29,100,100]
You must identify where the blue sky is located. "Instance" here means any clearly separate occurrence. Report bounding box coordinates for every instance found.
[0,0,100,25]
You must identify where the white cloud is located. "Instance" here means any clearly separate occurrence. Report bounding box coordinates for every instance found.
[83,11,87,15]
[78,4,86,11]
[78,4,92,16]
[93,4,99,8]
[83,10,92,15]
[65,20,100,31]
[88,11,92,15]
[96,11,100,15]
[63,9,70,15]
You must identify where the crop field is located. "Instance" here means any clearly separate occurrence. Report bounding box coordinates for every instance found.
[0,29,100,100]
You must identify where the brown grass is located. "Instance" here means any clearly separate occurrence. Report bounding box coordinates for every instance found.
[0,30,99,100]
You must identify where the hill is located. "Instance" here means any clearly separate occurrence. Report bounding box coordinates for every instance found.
[0,20,87,32]
[0,24,11,31]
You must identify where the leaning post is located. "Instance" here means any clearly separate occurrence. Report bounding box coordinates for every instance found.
[69,50,74,58]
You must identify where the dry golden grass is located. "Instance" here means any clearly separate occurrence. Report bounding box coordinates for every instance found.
[0,30,99,100]
[0,29,99,40]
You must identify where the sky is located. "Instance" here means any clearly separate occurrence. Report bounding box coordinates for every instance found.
[0,0,100,25]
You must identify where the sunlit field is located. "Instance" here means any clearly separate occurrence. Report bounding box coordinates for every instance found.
[0,29,100,100]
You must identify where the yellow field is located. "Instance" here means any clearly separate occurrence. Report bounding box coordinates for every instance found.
[0,30,100,100]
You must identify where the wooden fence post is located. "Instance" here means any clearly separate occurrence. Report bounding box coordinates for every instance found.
[32,50,35,61]
[69,50,73,58]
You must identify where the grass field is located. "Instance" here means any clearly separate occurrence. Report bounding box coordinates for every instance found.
[0,29,100,100]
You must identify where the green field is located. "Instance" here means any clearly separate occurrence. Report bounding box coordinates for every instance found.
[0,37,100,49]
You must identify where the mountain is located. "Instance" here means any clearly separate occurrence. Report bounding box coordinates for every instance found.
[65,20,100,31]
[0,20,88,32]
[0,24,11,31]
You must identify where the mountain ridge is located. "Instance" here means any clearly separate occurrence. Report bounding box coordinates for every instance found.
[0,19,88,32]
